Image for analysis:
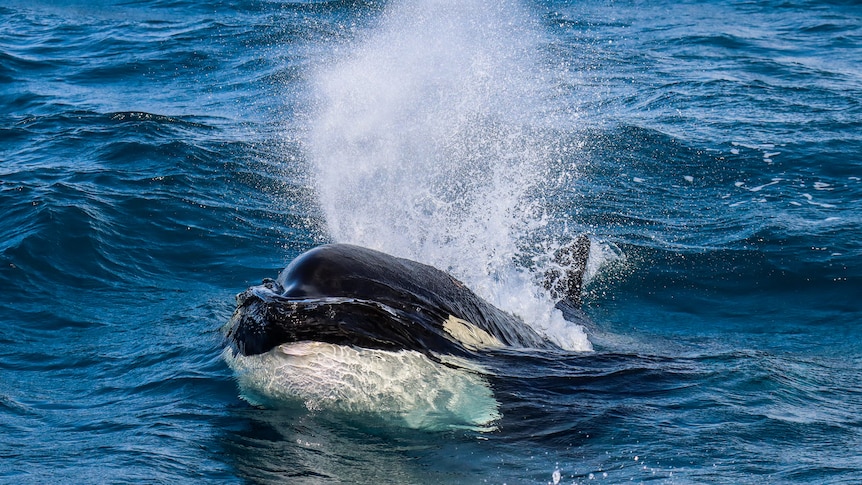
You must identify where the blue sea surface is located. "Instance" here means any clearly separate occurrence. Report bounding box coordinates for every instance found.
[2,0,861,483]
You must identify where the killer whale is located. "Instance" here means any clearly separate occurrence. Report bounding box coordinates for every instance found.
[222,239,591,429]
[224,239,591,359]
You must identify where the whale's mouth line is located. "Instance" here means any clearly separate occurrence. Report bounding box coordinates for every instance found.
[224,287,474,359]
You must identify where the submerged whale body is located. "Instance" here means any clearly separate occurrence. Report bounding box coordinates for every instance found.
[225,242,589,358]
[222,241,590,430]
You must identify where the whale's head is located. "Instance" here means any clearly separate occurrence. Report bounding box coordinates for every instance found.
[223,277,472,359]
[223,244,527,359]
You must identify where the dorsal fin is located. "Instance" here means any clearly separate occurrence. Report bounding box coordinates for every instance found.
[543,235,591,307]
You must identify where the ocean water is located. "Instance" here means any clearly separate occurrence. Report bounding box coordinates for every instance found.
[1,0,860,482]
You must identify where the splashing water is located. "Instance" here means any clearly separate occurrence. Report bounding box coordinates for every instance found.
[307,0,592,350]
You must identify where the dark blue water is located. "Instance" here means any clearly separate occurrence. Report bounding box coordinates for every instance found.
[2,0,861,483]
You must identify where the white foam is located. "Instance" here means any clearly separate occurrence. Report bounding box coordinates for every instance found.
[732,141,775,150]
[552,468,562,484]
[801,193,837,208]
[223,343,501,431]
[738,178,782,192]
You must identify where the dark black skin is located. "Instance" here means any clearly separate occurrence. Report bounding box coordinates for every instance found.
[224,241,590,358]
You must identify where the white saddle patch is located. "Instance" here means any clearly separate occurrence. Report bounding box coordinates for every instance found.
[443,315,504,350]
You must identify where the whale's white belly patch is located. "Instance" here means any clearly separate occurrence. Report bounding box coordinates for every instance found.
[223,342,500,431]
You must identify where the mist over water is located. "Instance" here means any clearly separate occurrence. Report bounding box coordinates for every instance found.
[307,0,591,349]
